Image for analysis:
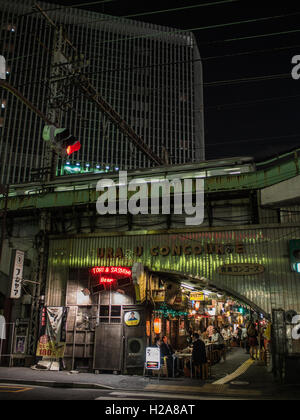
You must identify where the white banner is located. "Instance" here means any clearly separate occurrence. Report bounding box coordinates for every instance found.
[0,56,6,80]
[10,250,24,299]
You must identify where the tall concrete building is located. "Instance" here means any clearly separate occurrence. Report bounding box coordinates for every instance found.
[0,0,205,185]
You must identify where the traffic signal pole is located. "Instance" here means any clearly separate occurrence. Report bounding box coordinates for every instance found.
[43,26,65,182]
[34,3,164,168]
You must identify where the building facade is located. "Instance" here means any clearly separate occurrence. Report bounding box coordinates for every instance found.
[1,151,300,379]
[0,0,205,185]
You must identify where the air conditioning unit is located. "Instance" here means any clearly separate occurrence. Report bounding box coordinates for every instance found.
[125,337,145,368]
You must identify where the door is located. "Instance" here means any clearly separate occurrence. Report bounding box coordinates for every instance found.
[93,302,123,371]
[94,323,123,371]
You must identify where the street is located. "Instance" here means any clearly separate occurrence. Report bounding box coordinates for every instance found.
[0,383,237,400]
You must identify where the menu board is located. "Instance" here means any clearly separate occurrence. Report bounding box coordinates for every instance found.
[145,347,161,370]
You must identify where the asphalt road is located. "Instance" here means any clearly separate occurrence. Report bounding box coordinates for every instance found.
[0,383,237,401]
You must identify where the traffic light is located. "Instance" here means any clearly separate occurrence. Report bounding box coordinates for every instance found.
[289,240,300,273]
[42,125,81,157]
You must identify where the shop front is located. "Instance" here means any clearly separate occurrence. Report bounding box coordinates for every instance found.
[44,226,300,373]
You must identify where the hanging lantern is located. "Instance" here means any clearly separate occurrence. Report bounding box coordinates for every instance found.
[195,301,200,311]
[146,320,151,337]
[154,318,162,334]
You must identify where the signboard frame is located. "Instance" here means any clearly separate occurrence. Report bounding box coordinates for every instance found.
[145,346,161,370]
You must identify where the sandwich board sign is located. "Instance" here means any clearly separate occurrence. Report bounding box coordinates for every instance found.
[145,347,160,370]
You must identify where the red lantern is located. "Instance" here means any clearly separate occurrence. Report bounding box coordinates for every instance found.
[154,318,162,335]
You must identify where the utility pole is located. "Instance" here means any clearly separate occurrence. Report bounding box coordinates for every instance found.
[34,3,164,168]
[43,26,64,182]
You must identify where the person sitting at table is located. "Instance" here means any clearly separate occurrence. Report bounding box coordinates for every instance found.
[160,335,179,377]
[192,333,207,379]
[211,327,226,362]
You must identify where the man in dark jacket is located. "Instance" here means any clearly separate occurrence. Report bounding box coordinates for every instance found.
[160,336,176,377]
[192,333,207,378]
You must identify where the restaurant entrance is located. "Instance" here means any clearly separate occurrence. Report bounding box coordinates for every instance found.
[93,289,146,373]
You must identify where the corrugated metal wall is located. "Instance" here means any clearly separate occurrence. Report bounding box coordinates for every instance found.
[47,225,300,315]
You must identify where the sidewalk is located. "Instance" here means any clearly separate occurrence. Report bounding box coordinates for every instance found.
[0,348,299,399]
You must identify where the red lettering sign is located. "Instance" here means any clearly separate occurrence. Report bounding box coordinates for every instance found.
[91,266,132,277]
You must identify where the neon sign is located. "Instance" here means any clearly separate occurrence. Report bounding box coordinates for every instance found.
[100,277,116,284]
[91,266,132,277]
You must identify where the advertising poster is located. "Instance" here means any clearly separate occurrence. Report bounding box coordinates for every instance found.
[124,311,140,326]
[36,307,68,359]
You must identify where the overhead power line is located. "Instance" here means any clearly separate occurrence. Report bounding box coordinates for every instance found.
[79,11,300,45]
[30,0,240,16]
[22,0,119,15]
[206,133,300,148]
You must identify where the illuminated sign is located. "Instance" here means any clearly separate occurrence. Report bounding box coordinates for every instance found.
[100,277,115,284]
[124,311,140,326]
[190,292,204,301]
[91,266,132,277]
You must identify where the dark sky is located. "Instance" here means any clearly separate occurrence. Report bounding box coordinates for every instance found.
[46,0,300,161]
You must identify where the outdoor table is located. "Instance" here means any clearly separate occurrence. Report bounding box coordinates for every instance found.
[174,352,193,378]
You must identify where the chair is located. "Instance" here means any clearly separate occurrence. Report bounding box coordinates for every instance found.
[152,356,168,377]
[194,362,210,380]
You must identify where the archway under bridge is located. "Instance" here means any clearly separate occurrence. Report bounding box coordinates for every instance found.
[149,269,271,320]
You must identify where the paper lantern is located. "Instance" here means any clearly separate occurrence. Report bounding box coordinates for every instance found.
[154,318,162,334]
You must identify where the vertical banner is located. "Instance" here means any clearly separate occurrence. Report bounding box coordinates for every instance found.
[36,307,68,359]
[10,250,24,299]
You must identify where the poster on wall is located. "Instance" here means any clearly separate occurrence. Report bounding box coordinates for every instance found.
[124,311,140,326]
[36,307,68,359]
[15,336,26,354]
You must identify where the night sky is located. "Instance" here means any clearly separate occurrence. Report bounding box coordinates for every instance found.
[45,0,300,162]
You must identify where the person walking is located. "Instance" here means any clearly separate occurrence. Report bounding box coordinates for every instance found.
[241,324,248,351]
[192,333,207,379]
[247,322,258,360]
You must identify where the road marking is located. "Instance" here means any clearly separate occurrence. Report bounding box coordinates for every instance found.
[213,359,254,385]
[0,385,33,393]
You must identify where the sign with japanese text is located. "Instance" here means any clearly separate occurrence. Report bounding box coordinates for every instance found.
[145,347,160,370]
[218,264,265,276]
[36,307,68,359]
[10,250,24,299]
[190,291,204,301]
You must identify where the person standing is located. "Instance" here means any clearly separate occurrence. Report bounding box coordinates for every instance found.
[160,335,176,377]
[247,322,258,360]
[192,333,207,379]
[241,324,248,351]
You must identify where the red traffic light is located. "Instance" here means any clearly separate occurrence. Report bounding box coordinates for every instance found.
[66,141,81,155]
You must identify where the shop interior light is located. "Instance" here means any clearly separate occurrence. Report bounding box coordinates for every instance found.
[181,283,195,290]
